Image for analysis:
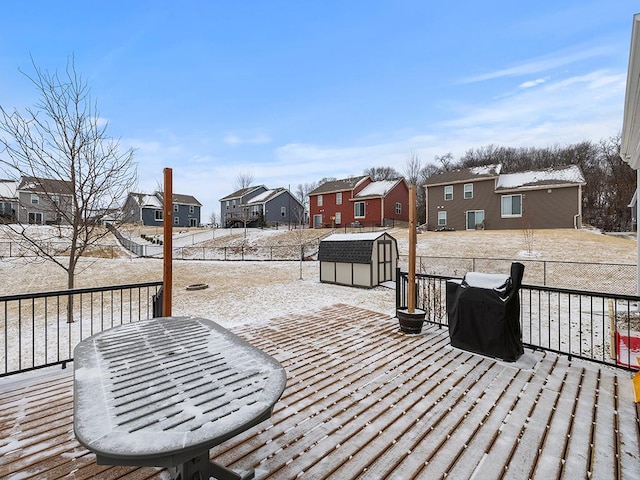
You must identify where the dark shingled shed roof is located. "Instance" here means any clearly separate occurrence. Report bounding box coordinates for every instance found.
[318,232,395,264]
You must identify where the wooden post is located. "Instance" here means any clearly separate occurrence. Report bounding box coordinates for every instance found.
[163,167,173,317]
[408,184,416,314]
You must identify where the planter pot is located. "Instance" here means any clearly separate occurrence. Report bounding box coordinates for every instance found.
[397,308,426,334]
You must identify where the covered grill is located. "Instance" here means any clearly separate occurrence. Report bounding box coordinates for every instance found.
[446,262,525,362]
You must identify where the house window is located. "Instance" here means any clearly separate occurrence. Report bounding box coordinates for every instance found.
[232,200,236,208]
[51,194,60,205]
[31,194,39,205]
[189,205,195,214]
[464,184,473,199]
[174,216,179,225]
[335,212,341,224]
[226,200,230,209]
[173,203,179,212]
[395,202,402,215]
[437,211,447,226]
[501,194,522,217]
[28,212,43,224]
[155,210,163,221]
[354,202,365,218]
[336,192,342,205]
[444,185,453,201]
[281,206,286,217]
[317,195,323,207]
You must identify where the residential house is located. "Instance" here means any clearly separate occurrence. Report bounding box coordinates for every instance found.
[308,175,409,228]
[16,176,74,225]
[424,164,586,230]
[0,179,17,223]
[219,185,268,228]
[244,187,305,227]
[122,191,202,227]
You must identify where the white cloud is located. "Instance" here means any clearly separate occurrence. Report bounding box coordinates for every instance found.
[223,132,272,145]
[518,78,548,89]
[461,45,613,84]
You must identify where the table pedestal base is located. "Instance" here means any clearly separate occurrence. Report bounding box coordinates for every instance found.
[169,452,255,480]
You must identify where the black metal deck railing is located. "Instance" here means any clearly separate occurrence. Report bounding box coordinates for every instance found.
[0,281,163,377]
[396,269,640,371]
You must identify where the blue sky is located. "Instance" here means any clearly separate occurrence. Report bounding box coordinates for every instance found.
[0,1,637,217]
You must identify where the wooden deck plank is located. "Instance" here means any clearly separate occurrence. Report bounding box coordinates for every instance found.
[0,304,638,480]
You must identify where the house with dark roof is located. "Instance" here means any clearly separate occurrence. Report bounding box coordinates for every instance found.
[219,185,268,228]
[424,164,586,230]
[16,176,74,225]
[219,185,305,228]
[308,175,409,228]
[122,191,202,227]
[244,187,305,227]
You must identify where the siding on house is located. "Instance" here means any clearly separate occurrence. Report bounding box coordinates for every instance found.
[425,164,585,230]
[16,177,74,225]
[219,185,268,227]
[309,176,409,228]
[309,176,370,228]
[245,188,305,226]
[124,191,202,227]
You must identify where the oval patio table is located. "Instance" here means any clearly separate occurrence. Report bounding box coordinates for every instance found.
[73,316,287,480]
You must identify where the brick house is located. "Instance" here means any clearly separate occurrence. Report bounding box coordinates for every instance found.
[308,176,409,228]
[424,164,586,230]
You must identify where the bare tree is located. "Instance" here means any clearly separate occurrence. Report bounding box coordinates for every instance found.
[404,150,429,224]
[404,149,422,185]
[0,56,136,300]
[363,166,401,181]
[235,171,254,190]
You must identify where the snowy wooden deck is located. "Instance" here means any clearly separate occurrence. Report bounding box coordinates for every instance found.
[1,304,639,479]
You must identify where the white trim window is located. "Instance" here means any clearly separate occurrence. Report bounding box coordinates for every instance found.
[174,216,179,225]
[354,201,365,218]
[466,210,485,230]
[173,203,179,212]
[31,194,39,205]
[155,210,163,221]
[395,202,402,214]
[444,185,453,201]
[317,195,323,207]
[335,212,341,224]
[501,194,522,217]
[336,192,342,205]
[281,206,286,217]
[437,211,447,226]
[189,205,195,214]
[464,183,473,199]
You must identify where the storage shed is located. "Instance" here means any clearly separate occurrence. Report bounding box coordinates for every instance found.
[318,232,398,288]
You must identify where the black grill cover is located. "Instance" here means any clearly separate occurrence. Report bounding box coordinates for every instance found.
[446,262,525,362]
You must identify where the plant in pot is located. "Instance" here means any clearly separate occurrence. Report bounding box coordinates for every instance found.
[397,183,426,334]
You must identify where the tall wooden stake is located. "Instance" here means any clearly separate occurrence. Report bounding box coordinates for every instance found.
[163,167,173,317]
[408,184,417,314]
